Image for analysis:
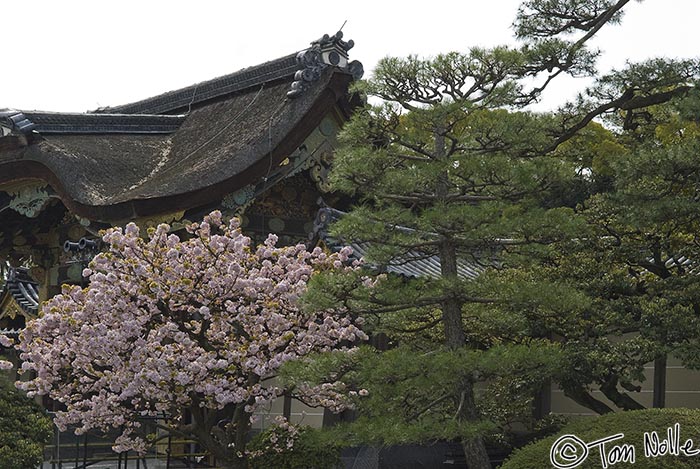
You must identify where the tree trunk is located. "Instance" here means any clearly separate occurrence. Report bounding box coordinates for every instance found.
[232,402,251,467]
[435,127,491,469]
[191,425,247,469]
[439,238,492,469]
[562,386,614,414]
[600,375,645,410]
[190,402,251,469]
[457,377,492,469]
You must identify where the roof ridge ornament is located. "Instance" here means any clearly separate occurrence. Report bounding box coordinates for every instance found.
[0,109,36,137]
[287,31,364,99]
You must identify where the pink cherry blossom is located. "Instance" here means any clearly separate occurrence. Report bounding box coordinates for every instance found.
[0,335,13,370]
[16,211,366,466]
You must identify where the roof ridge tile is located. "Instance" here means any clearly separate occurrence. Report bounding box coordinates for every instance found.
[94,53,299,115]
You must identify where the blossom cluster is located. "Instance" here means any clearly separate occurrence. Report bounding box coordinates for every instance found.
[0,335,12,370]
[16,211,367,453]
[244,416,300,459]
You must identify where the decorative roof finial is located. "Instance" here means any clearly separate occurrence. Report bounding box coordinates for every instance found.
[0,109,36,136]
[288,31,364,98]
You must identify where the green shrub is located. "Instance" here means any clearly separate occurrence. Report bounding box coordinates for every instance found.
[501,408,700,469]
[0,382,53,469]
[247,425,342,469]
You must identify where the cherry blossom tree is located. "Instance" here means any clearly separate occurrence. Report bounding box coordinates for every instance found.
[0,335,13,370]
[15,211,366,469]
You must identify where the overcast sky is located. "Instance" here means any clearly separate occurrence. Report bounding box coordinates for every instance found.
[2,1,699,113]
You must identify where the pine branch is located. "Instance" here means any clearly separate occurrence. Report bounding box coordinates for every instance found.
[408,393,453,421]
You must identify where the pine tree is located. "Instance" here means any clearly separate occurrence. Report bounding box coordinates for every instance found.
[305,1,700,467]
[521,88,700,413]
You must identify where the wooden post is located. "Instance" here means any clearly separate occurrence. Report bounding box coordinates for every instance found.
[653,355,667,408]
[283,393,292,420]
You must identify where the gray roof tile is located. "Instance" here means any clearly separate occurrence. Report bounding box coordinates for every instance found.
[1,267,39,315]
[311,208,486,280]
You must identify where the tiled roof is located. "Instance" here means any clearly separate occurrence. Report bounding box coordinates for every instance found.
[93,31,363,115]
[94,54,299,115]
[21,112,186,134]
[311,207,486,280]
[1,267,39,315]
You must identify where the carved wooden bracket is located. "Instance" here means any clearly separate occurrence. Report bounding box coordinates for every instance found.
[6,185,52,218]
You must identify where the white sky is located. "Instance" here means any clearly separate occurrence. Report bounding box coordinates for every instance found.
[2,0,699,113]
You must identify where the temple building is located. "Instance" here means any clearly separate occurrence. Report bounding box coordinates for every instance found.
[0,32,364,450]
[0,31,361,331]
[2,27,699,469]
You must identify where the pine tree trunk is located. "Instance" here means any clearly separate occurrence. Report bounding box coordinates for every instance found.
[439,238,492,469]
[457,378,492,469]
[434,127,491,469]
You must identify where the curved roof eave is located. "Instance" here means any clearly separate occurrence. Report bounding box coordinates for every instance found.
[0,71,356,222]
